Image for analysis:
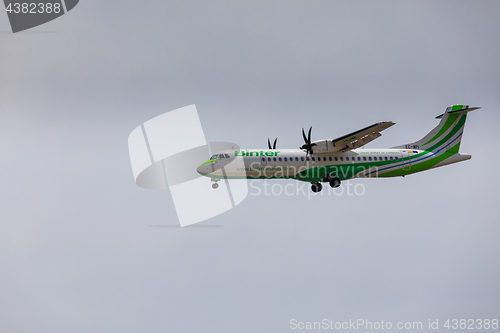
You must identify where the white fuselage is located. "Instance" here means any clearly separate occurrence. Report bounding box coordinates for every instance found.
[206,148,408,179]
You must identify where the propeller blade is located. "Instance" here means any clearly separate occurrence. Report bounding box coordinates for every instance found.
[273,138,277,149]
[300,127,315,156]
[268,138,272,150]
[302,128,308,144]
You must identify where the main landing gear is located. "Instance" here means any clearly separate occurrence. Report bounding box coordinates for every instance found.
[329,177,341,188]
[310,177,341,192]
[311,182,323,193]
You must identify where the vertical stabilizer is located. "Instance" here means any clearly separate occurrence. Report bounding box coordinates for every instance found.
[392,105,479,153]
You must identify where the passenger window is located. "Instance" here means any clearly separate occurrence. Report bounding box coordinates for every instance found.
[295,157,299,161]
[346,157,349,161]
[358,157,361,161]
[329,157,332,161]
[312,157,315,161]
[278,157,282,162]
[335,157,338,161]
[363,157,367,161]
[273,157,277,162]
[340,157,343,161]
[284,157,287,162]
[323,157,326,161]
[384,156,388,161]
[389,156,393,160]
[374,157,377,161]
[301,157,304,161]
[268,158,271,161]
[261,157,265,162]
[306,157,310,161]
[395,157,398,161]
[368,157,372,161]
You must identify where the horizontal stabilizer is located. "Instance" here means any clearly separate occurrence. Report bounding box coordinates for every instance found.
[435,105,480,119]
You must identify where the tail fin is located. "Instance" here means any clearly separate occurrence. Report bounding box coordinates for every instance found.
[392,104,480,153]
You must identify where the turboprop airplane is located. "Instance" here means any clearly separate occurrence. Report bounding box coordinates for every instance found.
[197,105,478,192]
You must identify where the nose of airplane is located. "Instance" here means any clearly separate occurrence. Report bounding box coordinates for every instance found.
[197,162,212,176]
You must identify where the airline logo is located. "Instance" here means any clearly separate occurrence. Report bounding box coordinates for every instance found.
[235,150,281,157]
[3,0,79,33]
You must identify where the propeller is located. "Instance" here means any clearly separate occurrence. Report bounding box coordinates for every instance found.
[300,126,316,156]
[268,138,277,150]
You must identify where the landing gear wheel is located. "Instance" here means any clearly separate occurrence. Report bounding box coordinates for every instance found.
[329,177,341,188]
[311,182,323,193]
[212,183,219,189]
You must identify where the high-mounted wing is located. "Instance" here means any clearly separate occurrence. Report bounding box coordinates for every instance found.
[308,121,395,154]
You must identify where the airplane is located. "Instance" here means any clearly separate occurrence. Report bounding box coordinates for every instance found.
[197,104,478,192]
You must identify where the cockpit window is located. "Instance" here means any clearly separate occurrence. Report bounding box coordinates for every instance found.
[210,154,226,159]
[225,154,230,158]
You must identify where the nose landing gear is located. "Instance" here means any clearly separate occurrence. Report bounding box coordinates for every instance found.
[211,178,220,190]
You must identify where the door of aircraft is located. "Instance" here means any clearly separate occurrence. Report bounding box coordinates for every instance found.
[401,151,411,171]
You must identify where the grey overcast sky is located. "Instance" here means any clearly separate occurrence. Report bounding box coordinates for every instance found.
[1,1,499,332]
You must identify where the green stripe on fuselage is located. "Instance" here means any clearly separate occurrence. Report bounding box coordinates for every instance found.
[198,159,221,168]
[290,158,402,182]
[378,142,461,177]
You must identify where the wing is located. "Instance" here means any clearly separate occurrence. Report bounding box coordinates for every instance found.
[310,121,395,154]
